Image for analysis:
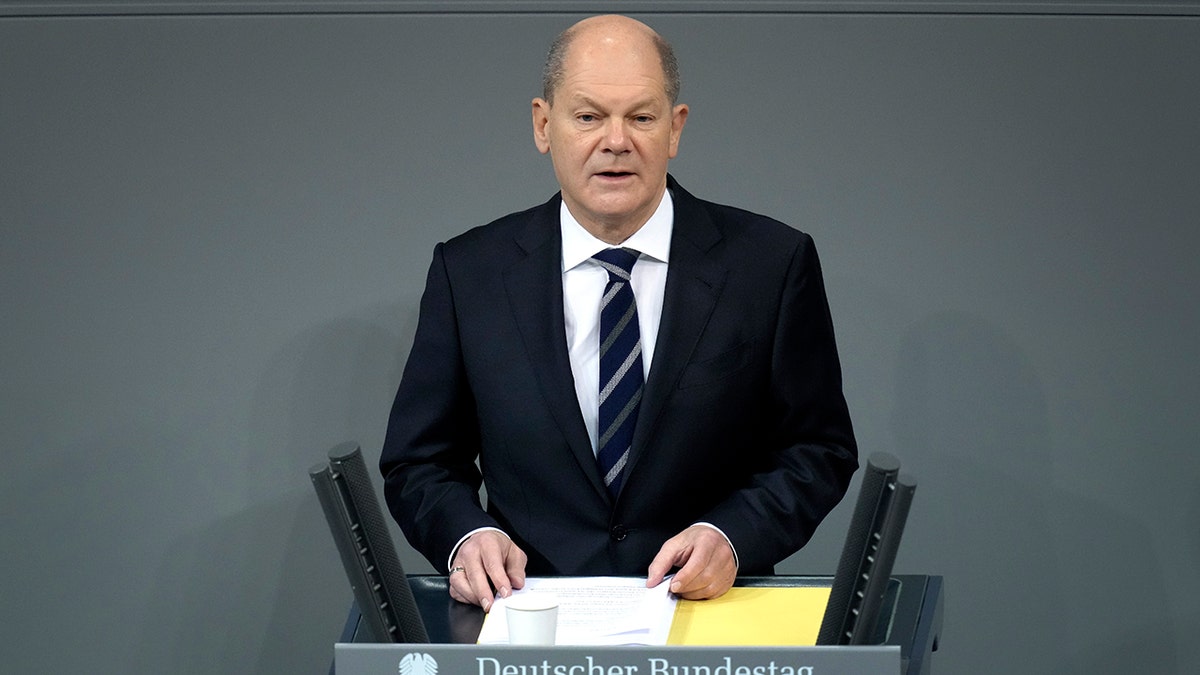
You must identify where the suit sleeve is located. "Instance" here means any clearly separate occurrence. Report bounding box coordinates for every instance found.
[701,234,859,572]
[379,243,499,572]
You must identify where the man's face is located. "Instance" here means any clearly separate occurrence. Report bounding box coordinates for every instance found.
[532,31,688,242]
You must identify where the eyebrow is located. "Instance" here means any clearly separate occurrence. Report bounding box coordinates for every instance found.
[569,94,662,112]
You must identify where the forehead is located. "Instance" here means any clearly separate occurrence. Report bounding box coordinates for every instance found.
[559,32,669,103]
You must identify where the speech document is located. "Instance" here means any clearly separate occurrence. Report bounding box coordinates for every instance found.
[477,576,677,646]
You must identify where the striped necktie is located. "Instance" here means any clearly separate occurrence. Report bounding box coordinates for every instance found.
[591,247,643,498]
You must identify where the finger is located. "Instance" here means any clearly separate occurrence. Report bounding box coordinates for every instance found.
[646,534,690,588]
[667,544,711,595]
[504,545,528,591]
[676,556,735,600]
[447,564,475,605]
[463,563,496,611]
[452,533,503,609]
[448,580,468,604]
[450,548,494,610]
[481,551,515,599]
[646,546,677,587]
[676,581,723,600]
[474,533,524,599]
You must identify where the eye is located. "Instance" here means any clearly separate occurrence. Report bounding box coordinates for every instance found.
[577,113,597,123]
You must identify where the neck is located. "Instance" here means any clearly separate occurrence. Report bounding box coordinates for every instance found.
[586,222,643,245]
[566,189,667,245]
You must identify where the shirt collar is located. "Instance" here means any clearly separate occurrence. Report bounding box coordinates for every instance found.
[561,189,674,272]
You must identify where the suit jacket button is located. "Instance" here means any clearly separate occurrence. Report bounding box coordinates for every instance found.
[610,525,628,541]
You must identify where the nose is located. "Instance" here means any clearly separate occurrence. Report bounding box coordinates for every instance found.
[601,118,630,154]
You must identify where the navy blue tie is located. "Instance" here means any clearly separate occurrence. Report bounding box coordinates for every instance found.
[591,247,643,498]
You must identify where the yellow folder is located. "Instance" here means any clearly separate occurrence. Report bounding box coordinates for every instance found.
[666,586,831,646]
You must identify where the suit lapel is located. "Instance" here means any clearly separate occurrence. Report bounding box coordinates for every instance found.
[625,179,728,481]
[503,196,609,499]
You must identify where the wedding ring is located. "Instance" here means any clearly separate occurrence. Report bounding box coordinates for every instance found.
[449,566,466,575]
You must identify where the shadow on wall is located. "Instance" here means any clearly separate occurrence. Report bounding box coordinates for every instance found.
[891,311,1176,675]
[134,304,423,674]
[244,306,413,497]
[244,300,430,576]
[133,487,343,673]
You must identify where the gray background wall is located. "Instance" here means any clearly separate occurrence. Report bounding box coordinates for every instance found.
[2,2,1197,673]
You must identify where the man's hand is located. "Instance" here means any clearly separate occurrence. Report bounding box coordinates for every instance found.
[646,524,737,600]
[448,531,528,612]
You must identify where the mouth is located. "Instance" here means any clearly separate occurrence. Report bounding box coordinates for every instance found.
[595,171,635,180]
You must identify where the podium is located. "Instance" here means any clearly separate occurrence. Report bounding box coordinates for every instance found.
[334,574,942,675]
[315,447,939,674]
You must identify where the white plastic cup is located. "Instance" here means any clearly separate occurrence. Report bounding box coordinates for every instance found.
[505,592,559,645]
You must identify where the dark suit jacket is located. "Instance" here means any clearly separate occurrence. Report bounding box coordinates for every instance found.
[380,176,857,576]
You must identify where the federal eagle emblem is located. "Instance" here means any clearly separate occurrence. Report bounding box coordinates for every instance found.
[398,652,437,675]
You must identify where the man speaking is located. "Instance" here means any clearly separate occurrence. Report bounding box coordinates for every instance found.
[380,14,858,611]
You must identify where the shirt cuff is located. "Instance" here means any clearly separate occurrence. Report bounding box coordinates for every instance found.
[692,521,740,570]
[447,526,510,571]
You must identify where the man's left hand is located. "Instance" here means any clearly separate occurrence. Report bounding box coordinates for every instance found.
[646,524,737,600]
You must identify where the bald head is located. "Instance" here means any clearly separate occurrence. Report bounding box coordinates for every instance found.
[542,15,680,105]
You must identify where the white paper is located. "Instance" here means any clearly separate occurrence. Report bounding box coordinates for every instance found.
[477,576,677,646]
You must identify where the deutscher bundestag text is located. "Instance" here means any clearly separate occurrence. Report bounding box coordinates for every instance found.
[476,656,816,675]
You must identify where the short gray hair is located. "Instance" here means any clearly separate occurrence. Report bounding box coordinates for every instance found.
[541,24,681,105]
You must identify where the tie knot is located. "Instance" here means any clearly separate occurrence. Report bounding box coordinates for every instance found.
[592,247,640,279]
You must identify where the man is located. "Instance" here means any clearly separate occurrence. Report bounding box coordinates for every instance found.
[380,15,857,612]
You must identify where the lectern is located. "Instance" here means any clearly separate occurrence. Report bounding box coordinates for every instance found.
[313,446,942,674]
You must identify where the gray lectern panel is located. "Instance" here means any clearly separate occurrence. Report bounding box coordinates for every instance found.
[336,644,900,675]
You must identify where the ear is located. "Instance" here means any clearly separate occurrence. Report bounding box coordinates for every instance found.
[532,98,552,155]
[668,103,689,158]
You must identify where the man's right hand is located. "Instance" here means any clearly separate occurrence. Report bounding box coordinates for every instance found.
[448,530,528,612]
